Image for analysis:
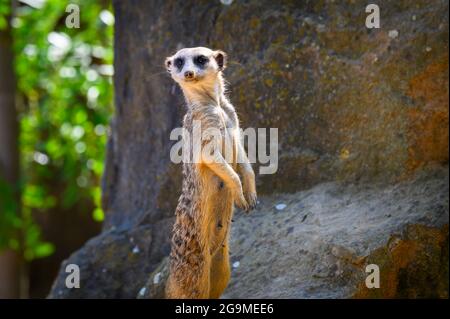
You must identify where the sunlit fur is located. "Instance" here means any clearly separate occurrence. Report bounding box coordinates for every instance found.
[165,47,257,299]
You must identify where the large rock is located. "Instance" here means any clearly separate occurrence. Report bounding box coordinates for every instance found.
[104,0,449,226]
[142,166,448,298]
[49,1,449,298]
[48,218,173,298]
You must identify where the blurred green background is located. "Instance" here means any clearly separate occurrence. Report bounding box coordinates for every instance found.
[0,0,113,297]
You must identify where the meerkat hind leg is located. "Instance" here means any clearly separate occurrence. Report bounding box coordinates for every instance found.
[166,258,211,299]
[209,244,231,298]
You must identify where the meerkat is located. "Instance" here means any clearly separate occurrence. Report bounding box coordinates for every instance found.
[164,47,257,299]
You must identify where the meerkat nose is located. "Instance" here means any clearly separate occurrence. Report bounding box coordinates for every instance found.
[184,71,194,79]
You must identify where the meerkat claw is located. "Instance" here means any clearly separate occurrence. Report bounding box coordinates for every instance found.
[245,193,257,212]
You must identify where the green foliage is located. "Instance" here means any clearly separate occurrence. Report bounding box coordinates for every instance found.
[0,179,20,250]
[0,0,10,30]
[0,0,113,260]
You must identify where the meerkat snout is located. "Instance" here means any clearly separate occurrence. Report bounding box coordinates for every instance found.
[165,47,227,85]
[184,70,194,80]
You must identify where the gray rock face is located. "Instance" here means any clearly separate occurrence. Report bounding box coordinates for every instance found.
[104,0,449,226]
[48,218,173,298]
[141,166,448,298]
[49,0,449,298]
[223,166,449,298]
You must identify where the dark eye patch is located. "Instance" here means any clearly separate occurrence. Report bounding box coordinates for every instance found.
[174,57,184,70]
[194,55,209,68]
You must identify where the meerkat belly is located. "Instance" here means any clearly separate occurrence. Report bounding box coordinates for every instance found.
[199,167,234,256]
[198,110,238,255]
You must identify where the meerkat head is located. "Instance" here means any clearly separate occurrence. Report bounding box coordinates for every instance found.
[165,47,227,88]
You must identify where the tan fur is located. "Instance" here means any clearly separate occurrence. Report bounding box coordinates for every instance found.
[164,47,256,299]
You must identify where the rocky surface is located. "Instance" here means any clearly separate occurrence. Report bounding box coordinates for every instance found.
[103,0,449,227]
[141,166,448,299]
[49,1,448,298]
[49,218,173,298]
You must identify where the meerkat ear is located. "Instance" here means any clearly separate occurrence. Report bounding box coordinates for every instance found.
[165,57,172,72]
[214,50,227,71]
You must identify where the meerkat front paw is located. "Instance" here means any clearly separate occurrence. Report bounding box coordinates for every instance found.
[244,191,257,212]
[243,173,257,212]
[233,188,249,211]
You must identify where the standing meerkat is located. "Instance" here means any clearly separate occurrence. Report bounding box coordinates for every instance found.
[164,47,257,299]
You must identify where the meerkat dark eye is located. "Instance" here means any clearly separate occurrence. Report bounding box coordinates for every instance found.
[174,58,184,69]
[194,55,208,66]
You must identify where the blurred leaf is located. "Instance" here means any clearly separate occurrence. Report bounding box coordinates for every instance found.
[0,0,114,260]
[92,207,104,222]
[34,242,55,258]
